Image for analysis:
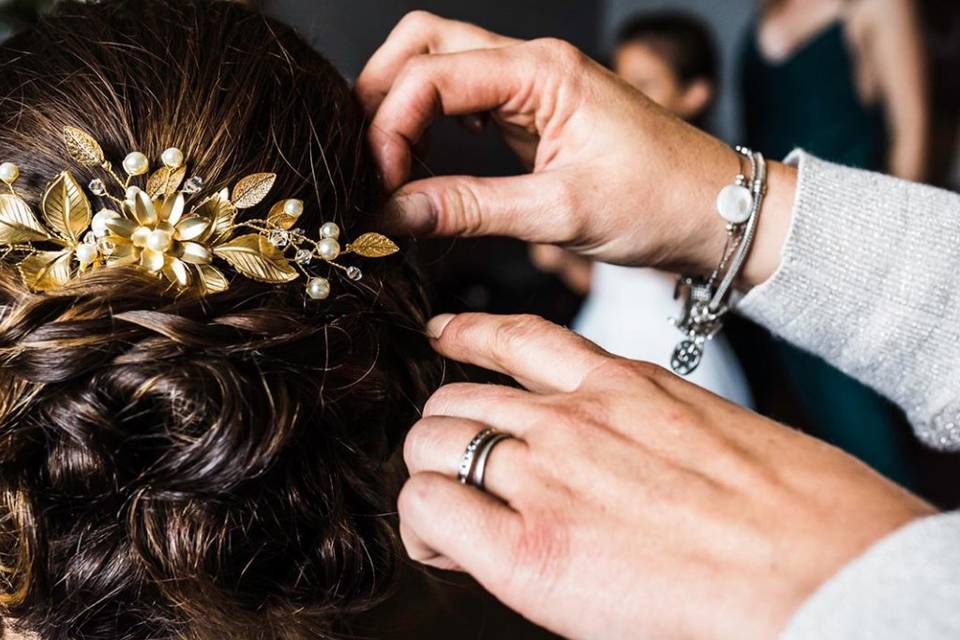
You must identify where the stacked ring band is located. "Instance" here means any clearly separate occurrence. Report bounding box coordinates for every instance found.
[472,433,512,491]
[457,428,513,490]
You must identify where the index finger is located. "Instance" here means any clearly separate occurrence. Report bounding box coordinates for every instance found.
[428,313,613,394]
[367,44,540,190]
[356,11,519,115]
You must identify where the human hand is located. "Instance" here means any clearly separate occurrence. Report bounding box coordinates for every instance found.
[400,312,935,639]
[357,12,795,284]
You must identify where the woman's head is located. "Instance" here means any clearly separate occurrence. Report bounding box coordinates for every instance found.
[0,1,436,638]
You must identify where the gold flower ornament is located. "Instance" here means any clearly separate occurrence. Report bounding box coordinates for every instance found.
[0,127,399,298]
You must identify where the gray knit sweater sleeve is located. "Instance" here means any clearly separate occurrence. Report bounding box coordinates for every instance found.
[740,151,960,448]
[738,151,960,639]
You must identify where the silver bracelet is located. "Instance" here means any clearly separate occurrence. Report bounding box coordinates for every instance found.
[669,147,767,376]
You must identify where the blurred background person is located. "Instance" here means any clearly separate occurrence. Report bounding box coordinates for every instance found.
[743,0,927,178]
[534,11,753,407]
[735,0,928,487]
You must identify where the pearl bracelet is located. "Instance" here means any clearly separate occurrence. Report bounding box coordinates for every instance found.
[669,147,767,376]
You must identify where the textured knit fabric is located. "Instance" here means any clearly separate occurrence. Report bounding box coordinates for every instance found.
[779,512,960,639]
[740,151,960,448]
[740,18,913,490]
[739,151,960,638]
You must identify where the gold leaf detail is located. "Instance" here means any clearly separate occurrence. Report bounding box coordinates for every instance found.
[18,250,74,292]
[231,173,276,209]
[146,166,186,198]
[42,172,91,243]
[213,234,298,284]
[267,200,301,230]
[196,264,229,294]
[62,127,105,167]
[194,189,236,243]
[0,194,51,243]
[346,233,400,258]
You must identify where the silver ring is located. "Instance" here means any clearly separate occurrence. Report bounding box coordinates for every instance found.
[457,428,513,489]
[471,433,512,491]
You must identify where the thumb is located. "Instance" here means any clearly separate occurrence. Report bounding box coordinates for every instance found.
[384,172,577,243]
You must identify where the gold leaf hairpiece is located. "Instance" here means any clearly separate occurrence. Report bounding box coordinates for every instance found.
[146,165,186,198]
[232,173,276,209]
[346,232,400,258]
[214,234,299,284]
[0,128,401,300]
[42,172,91,243]
[62,127,105,167]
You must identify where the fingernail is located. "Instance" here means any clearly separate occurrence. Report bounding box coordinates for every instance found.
[427,314,456,339]
[384,193,437,235]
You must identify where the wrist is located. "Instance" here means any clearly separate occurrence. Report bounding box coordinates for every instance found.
[739,160,797,290]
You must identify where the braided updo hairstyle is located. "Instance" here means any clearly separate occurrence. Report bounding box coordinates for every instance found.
[0,1,438,638]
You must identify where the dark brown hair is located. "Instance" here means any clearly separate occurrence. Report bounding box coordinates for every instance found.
[0,1,437,638]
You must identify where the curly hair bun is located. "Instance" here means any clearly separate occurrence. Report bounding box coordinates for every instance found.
[0,2,437,638]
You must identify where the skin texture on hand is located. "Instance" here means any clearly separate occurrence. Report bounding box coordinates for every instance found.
[356,11,797,289]
[357,12,929,639]
[401,313,935,640]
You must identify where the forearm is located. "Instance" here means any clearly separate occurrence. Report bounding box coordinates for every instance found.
[739,160,798,289]
[737,151,960,448]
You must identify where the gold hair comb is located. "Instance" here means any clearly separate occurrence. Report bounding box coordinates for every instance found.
[0,127,399,299]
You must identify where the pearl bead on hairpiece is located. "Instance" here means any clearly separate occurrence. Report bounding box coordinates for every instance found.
[0,127,400,298]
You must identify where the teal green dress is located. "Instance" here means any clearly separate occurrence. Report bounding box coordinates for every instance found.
[740,22,915,487]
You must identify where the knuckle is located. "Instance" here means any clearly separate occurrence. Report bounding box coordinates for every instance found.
[397,10,437,33]
[618,358,661,382]
[437,180,485,236]
[595,357,663,388]
[643,361,680,388]
[421,389,449,418]
[568,394,610,429]
[493,314,549,356]
[397,53,433,85]
[530,37,586,69]
[547,394,608,442]
[396,476,428,519]
[422,382,467,417]
[402,420,431,470]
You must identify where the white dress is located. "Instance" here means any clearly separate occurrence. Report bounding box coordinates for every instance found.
[574,263,754,408]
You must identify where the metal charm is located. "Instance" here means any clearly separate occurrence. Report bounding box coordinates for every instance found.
[670,339,703,376]
[669,276,726,376]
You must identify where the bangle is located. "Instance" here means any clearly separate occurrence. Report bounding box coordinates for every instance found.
[669,146,767,376]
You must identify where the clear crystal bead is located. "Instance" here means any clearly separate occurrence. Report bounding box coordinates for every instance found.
[294,249,312,264]
[268,229,289,248]
[83,231,96,245]
[88,179,106,196]
[183,176,204,194]
[346,266,363,281]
